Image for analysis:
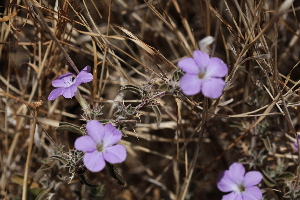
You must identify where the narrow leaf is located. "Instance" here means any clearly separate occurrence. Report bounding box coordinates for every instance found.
[106,162,126,186]
[56,122,84,134]
[151,105,162,126]
[35,189,51,200]
[120,85,142,96]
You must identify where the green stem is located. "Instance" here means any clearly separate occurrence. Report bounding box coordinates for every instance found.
[75,90,91,118]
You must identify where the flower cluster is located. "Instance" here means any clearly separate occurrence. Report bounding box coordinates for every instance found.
[217,162,263,200]
[178,50,228,99]
[49,67,126,173]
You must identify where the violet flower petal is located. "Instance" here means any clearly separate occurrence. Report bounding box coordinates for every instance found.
[86,120,105,143]
[75,66,93,85]
[83,151,106,172]
[75,121,127,172]
[243,171,263,187]
[202,78,225,99]
[217,170,239,192]
[103,144,127,164]
[295,141,299,151]
[74,135,97,152]
[178,58,199,74]
[221,192,241,200]
[62,84,78,99]
[52,72,73,87]
[180,74,202,95]
[103,123,123,147]
[193,50,210,70]
[243,186,262,200]
[226,163,246,185]
[206,57,228,78]
[48,88,65,101]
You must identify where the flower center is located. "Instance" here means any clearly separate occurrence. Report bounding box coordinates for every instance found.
[96,143,104,152]
[198,71,206,79]
[238,184,245,192]
[64,77,75,86]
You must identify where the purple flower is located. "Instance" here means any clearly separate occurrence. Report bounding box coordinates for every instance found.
[294,138,300,151]
[178,50,228,99]
[48,66,93,101]
[74,120,127,172]
[217,162,263,200]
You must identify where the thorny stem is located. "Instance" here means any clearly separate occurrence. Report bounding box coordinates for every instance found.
[135,91,167,111]
[178,98,208,199]
[25,0,79,74]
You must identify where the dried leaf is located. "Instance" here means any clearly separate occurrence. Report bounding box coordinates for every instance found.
[11,174,39,188]
[114,25,156,55]
[0,10,20,22]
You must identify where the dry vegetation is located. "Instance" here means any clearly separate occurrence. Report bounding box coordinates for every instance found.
[1,0,300,199]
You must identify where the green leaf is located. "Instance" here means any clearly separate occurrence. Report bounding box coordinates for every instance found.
[228,122,247,131]
[99,119,111,124]
[78,174,100,187]
[261,169,276,187]
[56,122,84,135]
[282,191,291,198]
[50,155,68,165]
[262,176,276,187]
[261,137,272,152]
[151,105,162,126]
[120,85,142,96]
[275,172,295,180]
[172,69,183,81]
[35,188,51,200]
[297,165,300,174]
[106,162,126,186]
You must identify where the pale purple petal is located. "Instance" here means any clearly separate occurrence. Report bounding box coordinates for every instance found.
[86,120,105,143]
[217,171,240,192]
[102,124,122,147]
[202,78,225,99]
[221,192,242,200]
[74,135,97,152]
[83,151,106,172]
[243,171,263,187]
[178,58,199,74]
[52,73,73,87]
[295,141,299,151]
[206,57,228,78]
[75,66,93,85]
[226,163,246,185]
[193,50,210,70]
[242,186,262,200]
[180,74,203,95]
[103,144,127,164]
[62,84,78,98]
[48,88,65,101]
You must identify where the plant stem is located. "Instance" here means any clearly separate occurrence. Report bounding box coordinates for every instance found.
[75,90,91,118]
[22,105,39,200]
